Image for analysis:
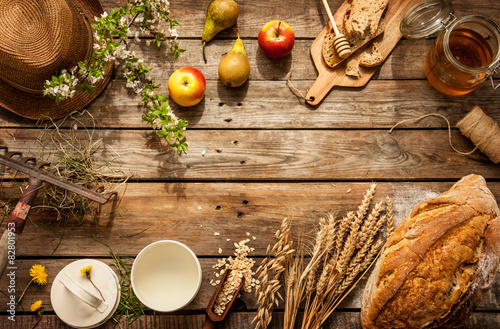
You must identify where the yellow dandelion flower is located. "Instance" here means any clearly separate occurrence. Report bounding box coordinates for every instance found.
[80,265,92,278]
[30,300,43,312]
[29,264,48,286]
[80,265,105,302]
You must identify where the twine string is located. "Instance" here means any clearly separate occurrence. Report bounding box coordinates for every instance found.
[286,72,313,102]
[456,106,500,163]
[388,113,479,156]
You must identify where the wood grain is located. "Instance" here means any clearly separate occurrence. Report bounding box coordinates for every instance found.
[99,0,500,39]
[0,0,499,327]
[1,253,499,312]
[1,305,499,328]
[1,129,499,180]
[1,182,499,258]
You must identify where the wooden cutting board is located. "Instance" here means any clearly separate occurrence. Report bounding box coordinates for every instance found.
[306,0,422,105]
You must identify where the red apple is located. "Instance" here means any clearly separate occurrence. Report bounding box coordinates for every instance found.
[167,67,206,107]
[258,20,295,59]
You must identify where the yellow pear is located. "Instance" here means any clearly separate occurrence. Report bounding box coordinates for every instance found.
[218,33,250,87]
[202,0,239,62]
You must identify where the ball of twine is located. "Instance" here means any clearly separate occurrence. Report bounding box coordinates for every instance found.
[389,106,500,164]
[457,106,500,164]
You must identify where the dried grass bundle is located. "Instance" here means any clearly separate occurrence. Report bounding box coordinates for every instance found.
[34,111,128,221]
[254,183,390,329]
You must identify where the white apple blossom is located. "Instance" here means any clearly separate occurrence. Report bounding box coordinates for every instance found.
[43,0,188,156]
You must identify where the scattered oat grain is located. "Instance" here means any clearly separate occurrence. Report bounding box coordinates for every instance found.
[212,239,258,315]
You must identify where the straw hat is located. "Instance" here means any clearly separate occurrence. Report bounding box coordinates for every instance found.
[0,0,113,120]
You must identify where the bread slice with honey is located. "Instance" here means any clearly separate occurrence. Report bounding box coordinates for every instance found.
[344,0,389,41]
[361,174,500,329]
[322,6,386,69]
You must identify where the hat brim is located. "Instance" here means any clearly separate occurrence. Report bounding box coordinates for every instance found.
[0,0,113,121]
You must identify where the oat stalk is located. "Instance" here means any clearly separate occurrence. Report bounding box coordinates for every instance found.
[255,183,392,329]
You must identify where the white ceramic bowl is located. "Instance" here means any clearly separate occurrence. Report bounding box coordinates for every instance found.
[131,240,202,312]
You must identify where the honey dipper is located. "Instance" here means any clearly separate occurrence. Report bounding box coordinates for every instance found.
[321,0,352,59]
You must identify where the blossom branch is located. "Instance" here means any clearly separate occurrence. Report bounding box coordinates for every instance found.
[43,0,188,156]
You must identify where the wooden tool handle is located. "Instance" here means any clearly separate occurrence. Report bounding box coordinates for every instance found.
[9,176,43,234]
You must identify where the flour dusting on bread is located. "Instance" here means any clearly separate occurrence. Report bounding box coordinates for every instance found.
[361,174,500,329]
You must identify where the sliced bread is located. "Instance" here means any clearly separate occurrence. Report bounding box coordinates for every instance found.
[345,58,361,78]
[359,42,384,67]
[322,29,341,68]
[344,0,389,41]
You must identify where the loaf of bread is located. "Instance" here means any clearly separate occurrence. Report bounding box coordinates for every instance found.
[344,0,389,41]
[361,174,500,329]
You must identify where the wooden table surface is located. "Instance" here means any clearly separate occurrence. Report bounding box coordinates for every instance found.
[1,0,500,328]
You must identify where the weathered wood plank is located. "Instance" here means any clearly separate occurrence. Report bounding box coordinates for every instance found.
[0,129,499,180]
[101,0,500,39]
[1,181,498,258]
[1,253,499,313]
[1,309,499,328]
[118,39,434,81]
[1,78,499,129]
[116,38,497,82]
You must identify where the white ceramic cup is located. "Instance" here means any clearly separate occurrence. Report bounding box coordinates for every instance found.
[131,240,202,312]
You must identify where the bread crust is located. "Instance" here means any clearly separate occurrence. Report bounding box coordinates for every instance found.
[361,174,500,329]
[344,0,389,40]
[359,42,383,67]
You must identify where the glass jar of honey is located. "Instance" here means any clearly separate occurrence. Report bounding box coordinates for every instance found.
[401,0,500,95]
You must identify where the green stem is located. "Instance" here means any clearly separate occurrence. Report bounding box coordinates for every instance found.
[31,315,42,329]
[18,278,34,303]
[89,277,106,302]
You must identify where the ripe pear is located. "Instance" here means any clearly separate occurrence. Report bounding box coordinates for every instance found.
[218,33,250,87]
[202,0,239,62]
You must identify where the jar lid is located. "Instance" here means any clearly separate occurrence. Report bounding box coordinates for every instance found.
[400,0,455,40]
[51,259,120,329]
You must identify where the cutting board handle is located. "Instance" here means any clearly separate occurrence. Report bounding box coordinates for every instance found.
[306,71,335,106]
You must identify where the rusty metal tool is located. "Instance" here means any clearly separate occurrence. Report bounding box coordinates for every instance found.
[0,147,113,277]
[203,269,245,329]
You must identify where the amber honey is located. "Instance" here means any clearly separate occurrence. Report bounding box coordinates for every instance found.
[425,27,495,95]
[448,29,493,67]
